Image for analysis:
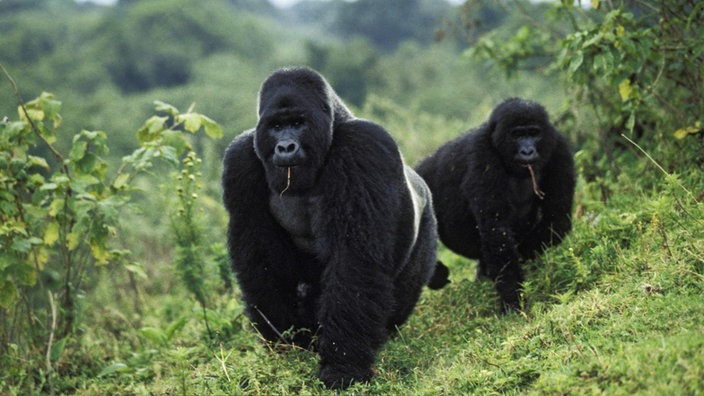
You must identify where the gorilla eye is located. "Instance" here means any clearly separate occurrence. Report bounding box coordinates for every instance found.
[512,126,541,138]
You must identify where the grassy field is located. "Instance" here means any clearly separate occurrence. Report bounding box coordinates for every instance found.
[1,92,702,395]
[11,135,697,396]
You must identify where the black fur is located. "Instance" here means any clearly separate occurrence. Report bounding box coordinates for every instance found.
[416,98,575,312]
[222,67,445,389]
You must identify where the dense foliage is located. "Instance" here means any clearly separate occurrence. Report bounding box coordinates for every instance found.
[457,0,704,148]
[0,67,223,391]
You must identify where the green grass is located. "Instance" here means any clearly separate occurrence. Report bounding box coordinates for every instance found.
[2,134,703,395]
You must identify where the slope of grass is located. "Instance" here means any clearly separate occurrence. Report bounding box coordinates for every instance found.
[2,130,702,395]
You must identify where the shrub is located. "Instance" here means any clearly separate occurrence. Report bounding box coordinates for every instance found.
[0,67,221,391]
[456,0,704,147]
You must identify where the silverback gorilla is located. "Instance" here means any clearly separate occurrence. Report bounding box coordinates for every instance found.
[222,67,447,389]
[416,98,575,312]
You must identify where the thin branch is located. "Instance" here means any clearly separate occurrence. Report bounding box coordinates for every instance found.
[46,292,57,396]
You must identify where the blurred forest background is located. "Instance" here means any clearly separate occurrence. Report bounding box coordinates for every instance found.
[1,0,702,394]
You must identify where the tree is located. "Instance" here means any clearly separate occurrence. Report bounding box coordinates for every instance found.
[336,0,453,52]
[455,0,704,147]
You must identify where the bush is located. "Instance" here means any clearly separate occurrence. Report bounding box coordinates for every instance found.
[456,0,704,148]
[0,68,222,392]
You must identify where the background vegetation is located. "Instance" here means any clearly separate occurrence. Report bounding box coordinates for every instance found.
[1,0,702,394]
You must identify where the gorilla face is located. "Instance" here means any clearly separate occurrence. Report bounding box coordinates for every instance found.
[489,99,557,176]
[254,80,334,195]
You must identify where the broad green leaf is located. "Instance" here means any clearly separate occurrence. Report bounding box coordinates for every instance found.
[591,0,600,9]
[202,115,223,139]
[583,33,602,48]
[28,173,45,186]
[616,25,625,37]
[0,281,17,308]
[44,221,60,246]
[619,79,633,101]
[52,174,70,186]
[1,219,27,235]
[70,140,88,161]
[137,116,168,144]
[568,51,584,74]
[41,183,58,192]
[48,198,64,216]
[78,131,109,155]
[161,129,190,155]
[98,363,129,377]
[11,237,42,253]
[28,155,49,169]
[124,262,148,279]
[3,121,29,139]
[154,100,179,115]
[66,231,81,251]
[178,113,202,133]
[165,317,188,340]
[19,107,44,122]
[81,130,102,141]
[112,173,130,190]
[75,153,100,174]
[40,125,57,144]
[98,198,123,220]
[50,337,67,362]
[51,113,63,129]
[73,174,100,186]
[91,241,110,265]
[33,248,49,269]
[159,146,179,166]
[38,92,61,115]
[140,327,167,346]
[147,116,168,133]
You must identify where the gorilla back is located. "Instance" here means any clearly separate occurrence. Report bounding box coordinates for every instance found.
[222,67,442,389]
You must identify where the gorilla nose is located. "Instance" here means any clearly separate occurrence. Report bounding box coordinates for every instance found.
[518,148,538,162]
[276,139,299,154]
[274,139,302,165]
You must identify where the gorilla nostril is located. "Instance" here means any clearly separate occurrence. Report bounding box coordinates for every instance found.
[276,141,298,154]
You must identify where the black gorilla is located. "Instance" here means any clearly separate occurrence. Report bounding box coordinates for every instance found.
[222,67,446,389]
[416,98,575,312]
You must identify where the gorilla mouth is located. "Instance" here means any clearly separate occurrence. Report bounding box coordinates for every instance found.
[516,156,538,166]
[522,164,545,200]
[273,158,302,167]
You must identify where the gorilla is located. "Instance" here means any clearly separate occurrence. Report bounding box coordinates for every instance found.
[222,66,447,389]
[416,98,575,312]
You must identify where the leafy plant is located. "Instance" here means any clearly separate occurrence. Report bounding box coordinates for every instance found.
[457,0,704,147]
[0,65,221,392]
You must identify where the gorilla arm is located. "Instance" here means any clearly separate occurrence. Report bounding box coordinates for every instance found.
[222,131,317,344]
[312,121,411,388]
[462,152,524,311]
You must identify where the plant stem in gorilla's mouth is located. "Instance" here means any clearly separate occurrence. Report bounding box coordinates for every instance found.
[280,167,292,197]
[526,164,545,200]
